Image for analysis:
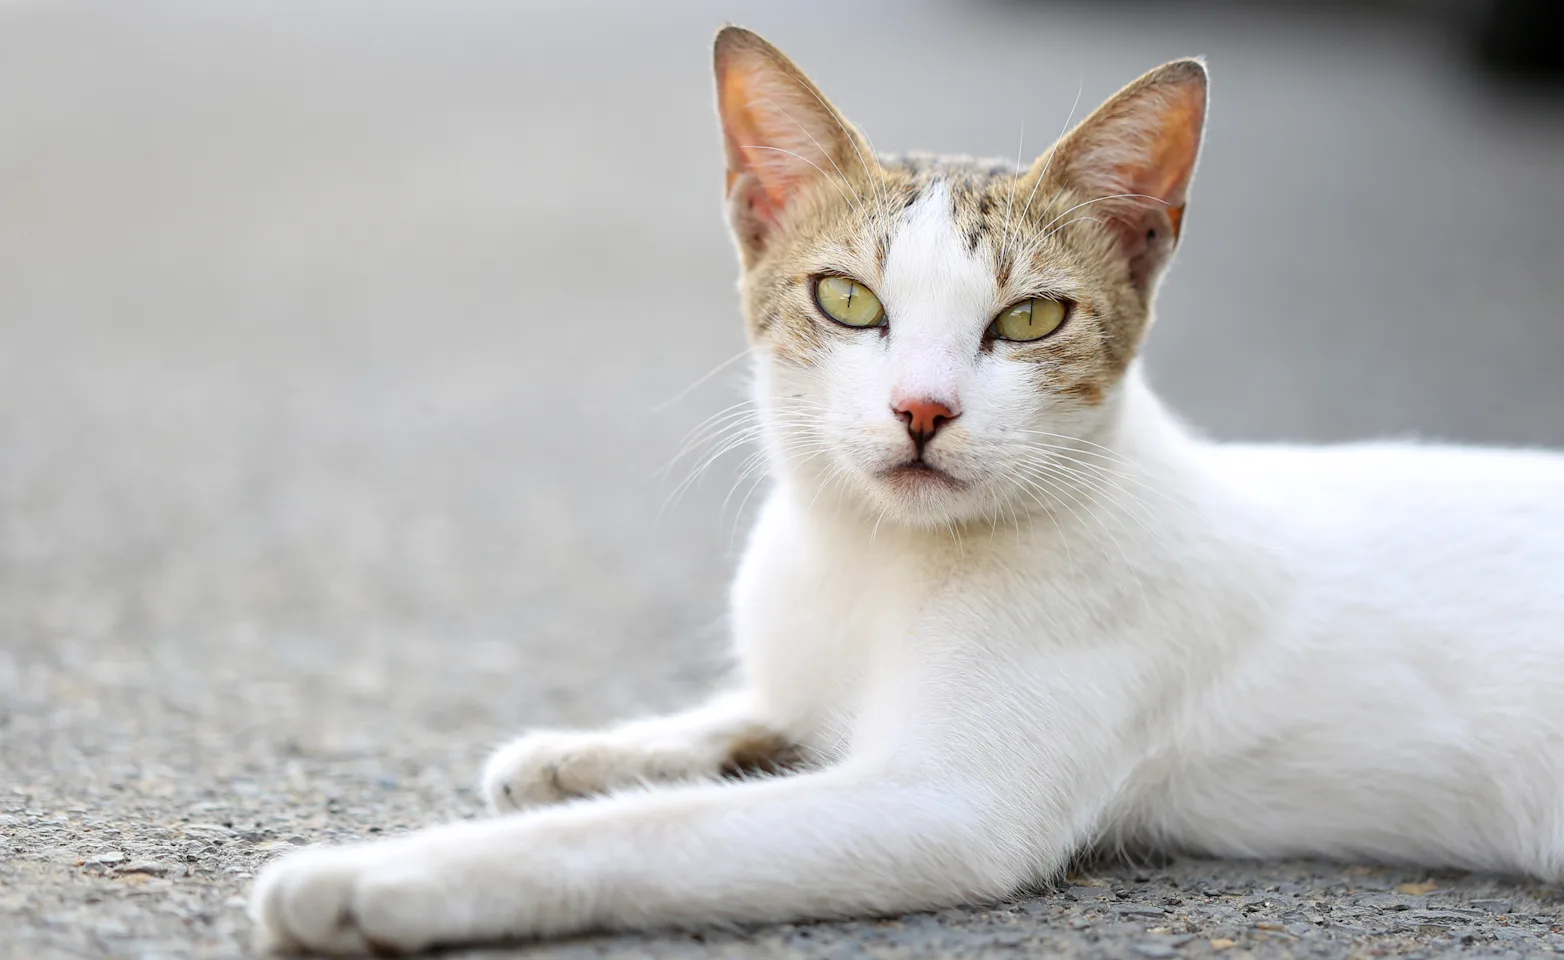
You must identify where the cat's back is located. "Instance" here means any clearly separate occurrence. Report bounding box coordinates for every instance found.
[1129,439,1564,876]
[1201,437,1564,652]
[1211,439,1564,545]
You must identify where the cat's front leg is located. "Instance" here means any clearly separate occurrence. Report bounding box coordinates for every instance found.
[482,690,800,811]
[251,765,1038,955]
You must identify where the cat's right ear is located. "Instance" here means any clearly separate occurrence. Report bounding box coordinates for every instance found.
[714,26,871,260]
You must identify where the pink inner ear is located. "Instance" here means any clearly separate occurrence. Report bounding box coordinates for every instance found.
[719,67,792,222]
[1115,92,1203,219]
[1056,77,1202,237]
[1052,76,1204,288]
[717,46,857,233]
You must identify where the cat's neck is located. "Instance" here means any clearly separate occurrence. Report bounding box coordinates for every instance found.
[1093,364,1202,482]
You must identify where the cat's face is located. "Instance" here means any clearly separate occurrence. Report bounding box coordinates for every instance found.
[715,28,1205,528]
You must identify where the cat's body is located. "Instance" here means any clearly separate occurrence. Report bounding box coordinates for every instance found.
[728,371,1564,877]
[250,28,1564,955]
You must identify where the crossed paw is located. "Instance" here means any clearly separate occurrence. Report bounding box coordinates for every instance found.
[482,727,737,812]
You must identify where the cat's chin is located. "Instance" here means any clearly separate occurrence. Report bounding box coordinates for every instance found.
[858,461,984,527]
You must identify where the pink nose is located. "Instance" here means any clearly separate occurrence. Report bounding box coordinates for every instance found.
[892,396,958,452]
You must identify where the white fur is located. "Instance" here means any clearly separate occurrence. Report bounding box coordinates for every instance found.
[250,184,1564,954]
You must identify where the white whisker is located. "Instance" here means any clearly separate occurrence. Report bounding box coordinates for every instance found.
[649,349,753,415]
[755,96,867,220]
[1003,79,1082,270]
[786,76,888,217]
[997,119,1025,267]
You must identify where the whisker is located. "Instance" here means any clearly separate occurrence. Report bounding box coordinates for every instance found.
[786,76,888,217]
[665,410,760,468]
[1009,428,1137,463]
[663,411,824,505]
[1022,458,1170,536]
[1020,458,1172,552]
[997,119,1026,267]
[1039,216,1104,244]
[1033,453,1192,518]
[661,431,760,518]
[1036,193,1168,237]
[1016,468,1151,614]
[737,145,861,212]
[755,96,867,219]
[1003,79,1083,270]
[666,401,761,457]
[649,349,753,415]
[1009,474,1085,575]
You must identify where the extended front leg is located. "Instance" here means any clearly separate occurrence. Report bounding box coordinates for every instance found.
[483,690,801,811]
[251,766,1039,955]
[254,616,1156,954]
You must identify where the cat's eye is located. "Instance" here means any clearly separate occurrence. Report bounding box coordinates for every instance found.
[814,276,886,329]
[989,297,1067,342]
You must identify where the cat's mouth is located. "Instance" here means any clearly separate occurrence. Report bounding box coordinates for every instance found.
[880,459,963,491]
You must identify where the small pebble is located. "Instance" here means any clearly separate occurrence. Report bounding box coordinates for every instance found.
[117,860,168,876]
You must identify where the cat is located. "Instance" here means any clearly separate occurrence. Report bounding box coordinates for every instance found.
[249,25,1564,955]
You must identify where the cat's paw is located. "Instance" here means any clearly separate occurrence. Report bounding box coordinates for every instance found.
[250,842,455,955]
[482,728,715,813]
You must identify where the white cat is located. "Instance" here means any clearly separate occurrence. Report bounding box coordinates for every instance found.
[249,26,1564,954]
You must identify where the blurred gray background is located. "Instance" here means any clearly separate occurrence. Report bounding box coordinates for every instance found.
[2,1,1561,957]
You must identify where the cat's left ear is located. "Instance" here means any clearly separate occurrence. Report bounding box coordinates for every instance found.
[1032,59,1207,295]
[714,26,874,261]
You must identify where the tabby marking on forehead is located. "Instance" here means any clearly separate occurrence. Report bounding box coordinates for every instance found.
[878,181,996,360]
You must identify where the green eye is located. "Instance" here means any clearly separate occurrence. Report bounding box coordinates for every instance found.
[814,276,886,328]
[990,297,1067,342]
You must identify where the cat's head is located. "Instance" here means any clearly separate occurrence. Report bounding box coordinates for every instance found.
[714,27,1205,528]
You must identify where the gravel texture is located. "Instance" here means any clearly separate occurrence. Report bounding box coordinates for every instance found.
[3,2,1562,958]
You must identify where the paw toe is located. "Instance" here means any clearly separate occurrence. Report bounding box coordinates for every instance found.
[252,846,449,956]
[251,848,372,955]
[483,737,566,811]
[483,732,615,812]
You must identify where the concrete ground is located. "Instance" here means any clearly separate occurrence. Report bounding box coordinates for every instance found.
[2,1,1562,957]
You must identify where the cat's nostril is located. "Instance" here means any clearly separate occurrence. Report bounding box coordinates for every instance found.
[892,397,959,450]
